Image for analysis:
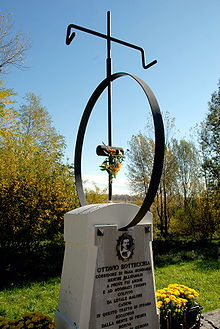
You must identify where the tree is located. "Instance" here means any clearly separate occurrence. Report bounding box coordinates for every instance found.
[0,81,18,137]
[200,81,220,190]
[19,92,65,159]
[127,134,178,237]
[0,14,30,73]
[127,132,154,196]
[198,81,220,239]
[173,139,201,207]
[169,139,202,239]
[85,184,107,204]
[155,143,178,237]
[0,92,79,249]
[127,113,178,237]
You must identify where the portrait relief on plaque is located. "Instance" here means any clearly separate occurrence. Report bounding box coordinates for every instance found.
[116,233,134,261]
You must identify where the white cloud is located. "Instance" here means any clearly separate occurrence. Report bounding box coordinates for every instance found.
[83,173,130,195]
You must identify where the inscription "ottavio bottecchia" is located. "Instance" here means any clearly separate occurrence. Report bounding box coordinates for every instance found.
[95,260,152,329]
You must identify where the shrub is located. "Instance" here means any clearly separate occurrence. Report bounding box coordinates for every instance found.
[0,312,55,329]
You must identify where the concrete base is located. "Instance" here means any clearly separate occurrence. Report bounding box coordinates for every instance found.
[201,309,220,329]
[55,203,159,329]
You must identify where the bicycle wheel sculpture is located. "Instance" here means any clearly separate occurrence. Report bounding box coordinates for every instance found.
[67,12,165,230]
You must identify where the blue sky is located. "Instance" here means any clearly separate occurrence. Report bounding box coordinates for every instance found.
[1,0,220,194]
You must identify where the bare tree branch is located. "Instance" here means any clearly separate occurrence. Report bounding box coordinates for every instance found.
[0,14,30,74]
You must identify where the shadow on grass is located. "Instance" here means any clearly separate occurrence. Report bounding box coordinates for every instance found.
[1,238,219,289]
[153,239,220,268]
[0,240,64,290]
[194,258,220,271]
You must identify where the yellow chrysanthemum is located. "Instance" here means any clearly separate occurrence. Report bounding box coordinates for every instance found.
[169,295,176,301]
[157,301,163,308]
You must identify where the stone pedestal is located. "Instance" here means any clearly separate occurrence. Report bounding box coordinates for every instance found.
[55,203,159,329]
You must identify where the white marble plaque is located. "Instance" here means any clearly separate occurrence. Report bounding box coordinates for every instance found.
[89,224,159,329]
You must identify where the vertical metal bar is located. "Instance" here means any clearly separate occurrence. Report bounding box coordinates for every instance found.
[107,11,112,201]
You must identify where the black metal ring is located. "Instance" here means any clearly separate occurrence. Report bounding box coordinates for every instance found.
[74,72,164,230]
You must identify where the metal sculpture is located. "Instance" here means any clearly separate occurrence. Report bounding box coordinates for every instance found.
[66,12,165,230]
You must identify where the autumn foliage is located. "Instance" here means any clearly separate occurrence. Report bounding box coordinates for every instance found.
[0,84,18,137]
[0,92,79,249]
[0,139,79,247]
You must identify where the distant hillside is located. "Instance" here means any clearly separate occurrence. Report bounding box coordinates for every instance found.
[112,194,137,203]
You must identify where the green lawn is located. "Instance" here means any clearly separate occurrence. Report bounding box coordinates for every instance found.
[0,259,219,320]
[0,277,60,319]
[155,259,219,313]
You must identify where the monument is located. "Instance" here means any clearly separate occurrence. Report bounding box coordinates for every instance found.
[55,12,165,329]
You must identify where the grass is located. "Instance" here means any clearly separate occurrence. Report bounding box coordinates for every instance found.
[0,258,219,320]
[155,259,220,313]
[0,277,60,319]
